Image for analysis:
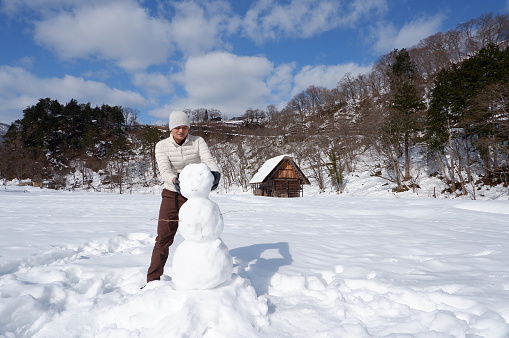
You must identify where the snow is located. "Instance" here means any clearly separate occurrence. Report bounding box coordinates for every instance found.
[1,185,509,337]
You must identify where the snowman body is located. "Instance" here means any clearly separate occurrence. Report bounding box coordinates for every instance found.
[172,163,233,290]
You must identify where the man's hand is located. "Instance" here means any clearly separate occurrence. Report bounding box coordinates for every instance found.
[173,175,181,194]
[211,171,221,191]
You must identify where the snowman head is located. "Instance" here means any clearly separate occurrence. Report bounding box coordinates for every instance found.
[179,163,214,198]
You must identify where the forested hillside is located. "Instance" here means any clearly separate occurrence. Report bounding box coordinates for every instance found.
[1,13,508,197]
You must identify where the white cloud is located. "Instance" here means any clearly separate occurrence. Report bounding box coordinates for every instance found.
[243,0,387,43]
[0,66,148,123]
[266,63,296,102]
[133,72,174,95]
[293,63,372,95]
[244,0,339,42]
[169,1,240,57]
[183,52,272,99]
[29,1,242,71]
[153,52,275,118]
[347,0,388,24]
[0,0,89,16]
[371,14,445,54]
[33,1,173,72]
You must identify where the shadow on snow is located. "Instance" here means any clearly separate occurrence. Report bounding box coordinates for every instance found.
[230,242,292,296]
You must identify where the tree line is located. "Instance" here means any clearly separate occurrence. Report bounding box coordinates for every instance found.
[1,13,508,197]
[0,98,163,192]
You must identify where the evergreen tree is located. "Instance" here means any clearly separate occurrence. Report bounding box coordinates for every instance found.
[384,49,425,187]
[427,44,509,187]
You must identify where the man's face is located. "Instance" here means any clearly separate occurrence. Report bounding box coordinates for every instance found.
[171,125,189,142]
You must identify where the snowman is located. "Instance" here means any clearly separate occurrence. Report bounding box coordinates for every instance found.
[172,163,233,290]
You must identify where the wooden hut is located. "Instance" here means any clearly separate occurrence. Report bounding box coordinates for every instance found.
[249,155,310,197]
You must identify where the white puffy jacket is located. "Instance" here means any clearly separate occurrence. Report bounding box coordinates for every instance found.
[155,134,220,192]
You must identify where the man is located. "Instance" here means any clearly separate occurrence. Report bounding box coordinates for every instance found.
[146,110,220,283]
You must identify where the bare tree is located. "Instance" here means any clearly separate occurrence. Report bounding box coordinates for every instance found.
[122,107,139,129]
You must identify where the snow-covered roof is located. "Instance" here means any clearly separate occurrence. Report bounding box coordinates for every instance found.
[249,154,291,184]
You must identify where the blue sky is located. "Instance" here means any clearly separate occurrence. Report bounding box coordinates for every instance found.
[0,0,507,125]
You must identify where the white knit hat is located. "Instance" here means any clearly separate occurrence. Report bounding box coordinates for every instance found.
[168,111,190,130]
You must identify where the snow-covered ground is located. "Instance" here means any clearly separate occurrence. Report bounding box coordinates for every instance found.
[1,183,509,337]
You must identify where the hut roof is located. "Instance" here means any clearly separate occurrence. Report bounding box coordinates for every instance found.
[249,155,310,184]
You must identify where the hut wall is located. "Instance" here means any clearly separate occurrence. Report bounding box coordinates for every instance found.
[275,161,300,179]
[273,179,302,197]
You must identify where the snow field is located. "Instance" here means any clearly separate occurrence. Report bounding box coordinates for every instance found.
[1,186,508,337]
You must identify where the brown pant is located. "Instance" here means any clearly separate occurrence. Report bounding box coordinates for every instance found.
[147,189,187,282]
